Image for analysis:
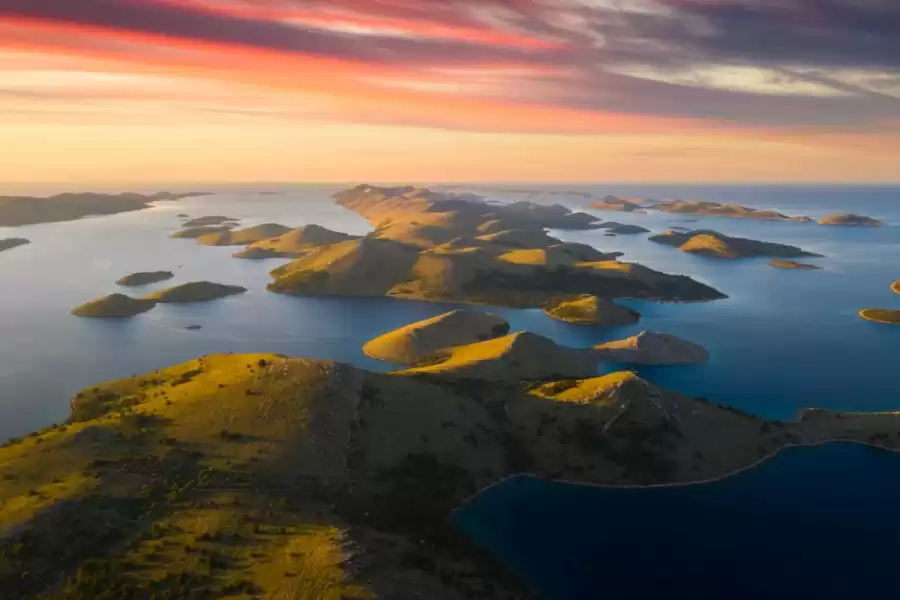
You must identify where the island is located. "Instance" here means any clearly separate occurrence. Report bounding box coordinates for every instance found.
[597,222,650,234]
[196,223,293,246]
[181,215,239,227]
[71,293,156,318]
[893,281,900,295]
[650,229,821,260]
[858,309,900,325]
[819,213,884,227]
[593,331,709,364]
[266,185,726,306]
[170,225,235,239]
[769,260,822,270]
[364,310,509,364]
[0,238,29,253]
[3,352,900,598]
[589,195,646,212]
[650,200,813,223]
[144,282,247,303]
[115,271,174,286]
[542,295,640,326]
[234,225,359,259]
[0,192,209,227]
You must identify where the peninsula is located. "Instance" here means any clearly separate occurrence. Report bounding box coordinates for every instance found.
[2,353,899,598]
[650,229,820,259]
[0,192,209,227]
[0,238,29,253]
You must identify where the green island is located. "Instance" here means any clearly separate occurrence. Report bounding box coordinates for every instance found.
[116,271,175,286]
[0,192,208,227]
[542,295,640,326]
[3,348,900,598]
[71,294,157,318]
[0,238,30,253]
[262,185,725,306]
[650,229,820,260]
[819,213,884,227]
[858,308,900,325]
[144,282,247,303]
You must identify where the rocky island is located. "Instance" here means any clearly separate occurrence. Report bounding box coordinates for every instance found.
[115,270,175,286]
[364,310,510,364]
[650,200,813,223]
[0,237,29,253]
[266,185,726,306]
[650,229,821,259]
[3,351,900,598]
[542,295,640,326]
[0,192,209,227]
[144,282,247,303]
[819,213,884,227]
[71,293,157,318]
[769,260,822,270]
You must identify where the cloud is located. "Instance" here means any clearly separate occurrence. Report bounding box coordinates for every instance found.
[0,0,898,131]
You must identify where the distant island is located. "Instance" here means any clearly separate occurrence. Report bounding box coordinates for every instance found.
[650,200,813,223]
[0,192,209,227]
[170,225,235,239]
[115,271,174,286]
[596,222,650,234]
[650,229,821,260]
[769,260,822,270]
[71,293,156,318]
[264,185,726,306]
[0,238,29,253]
[893,281,900,295]
[180,215,239,227]
[542,295,640,326]
[819,213,884,227]
[589,195,647,212]
[234,224,359,259]
[144,281,246,303]
[2,351,900,598]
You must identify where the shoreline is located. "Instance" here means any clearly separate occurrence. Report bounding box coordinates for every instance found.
[450,438,900,513]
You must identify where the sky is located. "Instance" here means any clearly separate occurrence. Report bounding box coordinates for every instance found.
[0,0,899,184]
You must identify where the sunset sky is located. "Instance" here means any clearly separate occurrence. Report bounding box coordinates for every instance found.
[1,0,899,184]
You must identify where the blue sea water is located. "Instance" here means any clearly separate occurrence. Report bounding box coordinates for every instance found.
[0,184,898,441]
[454,443,900,599]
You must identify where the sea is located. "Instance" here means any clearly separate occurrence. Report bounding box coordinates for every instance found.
[1,183,899,597]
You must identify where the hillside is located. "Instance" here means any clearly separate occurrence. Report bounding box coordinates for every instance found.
[650,230,820,259]
[363,310,510,364]
[0,192,209,227]
[196,223,293,246]
[234,225,359,259]
[3,354,900,597]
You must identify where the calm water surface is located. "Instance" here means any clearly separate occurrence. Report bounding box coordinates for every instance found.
[455,443,900,599]
[0,184,898,440]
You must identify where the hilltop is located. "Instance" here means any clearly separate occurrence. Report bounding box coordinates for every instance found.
[196,223,293,246]
[3,354,900,598]
[71,293,157,318]
[542,295,640,326]
[363,310,510,364]
[0,192,208,227]
[650,230,820,259]
[234,225,359,259]
[0,238,29,253]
